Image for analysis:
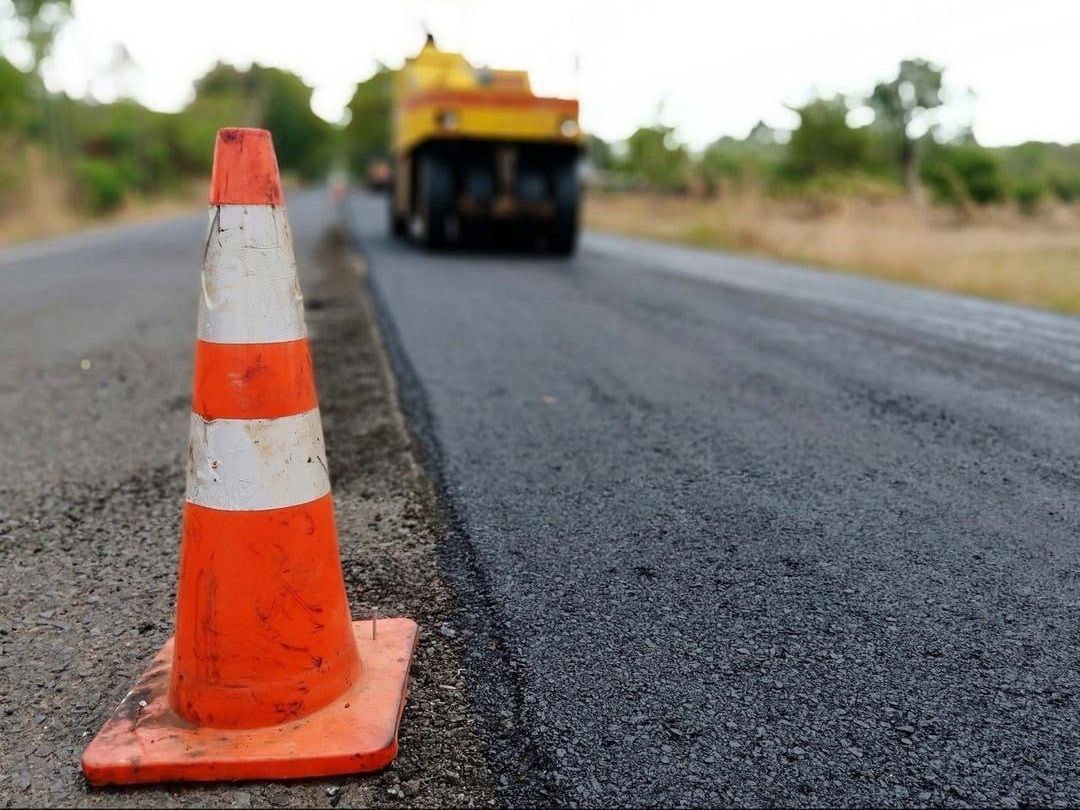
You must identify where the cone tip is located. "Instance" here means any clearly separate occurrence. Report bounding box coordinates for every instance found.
[209,127,284,206]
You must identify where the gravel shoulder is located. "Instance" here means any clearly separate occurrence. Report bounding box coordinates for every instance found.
[0,199,497,808]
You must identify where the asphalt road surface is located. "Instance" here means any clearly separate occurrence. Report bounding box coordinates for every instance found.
[0,194,496,807]
[3,188,1080,808]
[350,191,1080,807]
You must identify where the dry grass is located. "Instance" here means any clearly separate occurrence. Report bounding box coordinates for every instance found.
[0,147,204,246]
[585,191,1080,314]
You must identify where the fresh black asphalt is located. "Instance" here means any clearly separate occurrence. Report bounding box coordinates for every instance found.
[351,191,1080,807]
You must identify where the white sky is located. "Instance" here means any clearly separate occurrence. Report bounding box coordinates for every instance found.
[12,0,1080,148]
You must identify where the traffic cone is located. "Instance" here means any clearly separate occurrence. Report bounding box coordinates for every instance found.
[82,128,418,786]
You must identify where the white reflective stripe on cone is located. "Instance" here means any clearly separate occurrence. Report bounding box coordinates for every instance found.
[198,205,307,345]
[185,409,331,511]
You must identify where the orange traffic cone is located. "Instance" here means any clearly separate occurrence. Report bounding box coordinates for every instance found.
[82,128,418,785]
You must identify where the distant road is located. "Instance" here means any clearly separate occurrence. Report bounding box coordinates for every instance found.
[353,191,1080,806]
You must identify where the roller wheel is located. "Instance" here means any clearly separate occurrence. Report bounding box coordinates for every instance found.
[413,151,453,249]
[548,158,579,255]
[388,193,407,238]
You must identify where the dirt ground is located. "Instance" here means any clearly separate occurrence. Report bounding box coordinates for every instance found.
[586,191,1080,313]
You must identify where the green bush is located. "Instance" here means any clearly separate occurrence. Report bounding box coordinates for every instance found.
[920,143,1006,206]
[1048,171,1080,203]
[781,96,872,181]
[698,140,745,195]
[622,125,691,193]
[1012,178,1046,214]
[76,158,127,213]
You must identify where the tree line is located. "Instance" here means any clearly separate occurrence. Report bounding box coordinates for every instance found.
[0,0,391,213]
[0,54,394,213]
[589,59,1080,214]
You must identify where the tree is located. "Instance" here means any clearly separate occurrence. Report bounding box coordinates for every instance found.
[7,0,72,75]
[697,125,785,195]
[867,59,944,191]
[587,134,616,173]
[622,124,690,192]
[5,1,72,159]
[189,62,332,180]
[258,66,332,180]
[0,56,35,131]
[747,120,780,146]
[782,96,870,181]
[342,65,393,178]
[698,137,745,195]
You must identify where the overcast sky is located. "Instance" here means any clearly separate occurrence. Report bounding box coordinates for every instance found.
[12,0,1080,148]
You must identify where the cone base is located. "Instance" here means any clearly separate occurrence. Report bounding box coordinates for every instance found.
[82,618,418,786]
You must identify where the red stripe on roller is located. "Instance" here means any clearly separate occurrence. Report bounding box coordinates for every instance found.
[401,90,579,115]
[191,339,317,420]
[171,494,361,729]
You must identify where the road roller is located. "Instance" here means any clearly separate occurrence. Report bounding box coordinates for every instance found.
[390,35,583,253]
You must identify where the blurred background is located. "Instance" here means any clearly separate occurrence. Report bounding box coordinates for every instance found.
[1,0,1078,309]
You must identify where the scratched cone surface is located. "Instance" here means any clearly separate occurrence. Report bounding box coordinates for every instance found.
[82,128,418,786]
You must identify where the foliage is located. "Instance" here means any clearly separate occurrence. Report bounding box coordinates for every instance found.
[194,62,333,180]
[998,141,1080,203]
[698,139,744,192]
[75,157,126,212]
[0,50,340,212]
[919,142,1007,205]
[1012,178,1045,215]
[0,57,36,131]
[587,134,617,173]
[621,125,690,192]
[1048,171,1080,203]
[7,0,72,72]
[779,96,872,181]
[342,66,393,176]
[865,58,944,186]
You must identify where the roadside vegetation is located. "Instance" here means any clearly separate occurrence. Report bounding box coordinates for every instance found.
[588,59,1080,214]
[586,60,1080,312]
[0,0,390,240]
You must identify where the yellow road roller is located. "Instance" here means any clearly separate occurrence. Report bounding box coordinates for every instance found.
[390,35,583,253]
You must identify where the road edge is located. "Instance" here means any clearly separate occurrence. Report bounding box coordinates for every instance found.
[340,194,567,806]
